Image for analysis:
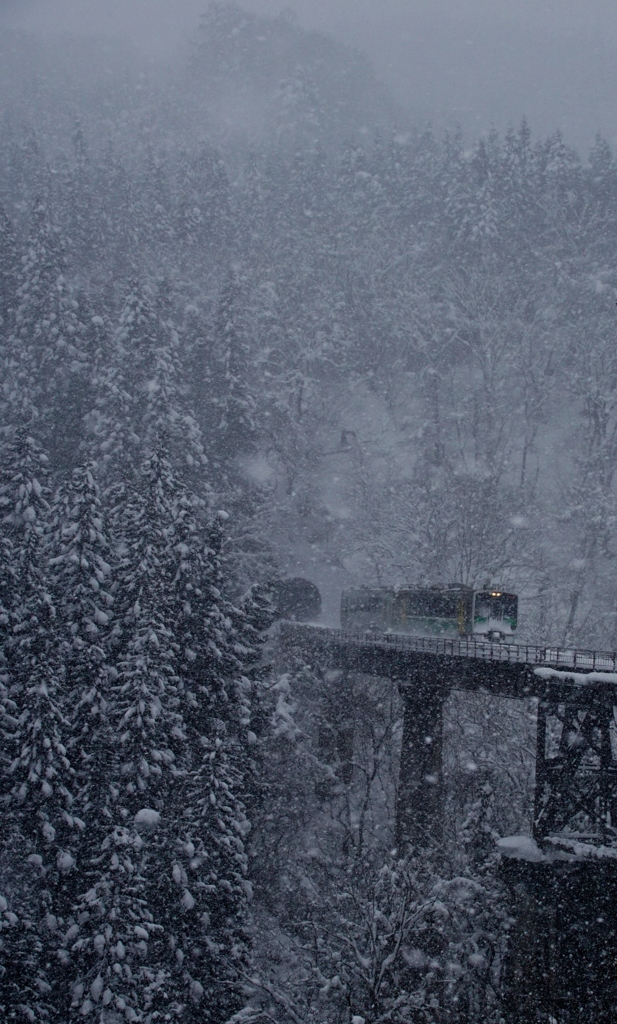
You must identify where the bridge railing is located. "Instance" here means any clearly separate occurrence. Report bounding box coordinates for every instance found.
[281,624,617,673]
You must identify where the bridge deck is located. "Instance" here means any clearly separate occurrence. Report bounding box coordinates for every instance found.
[284,624,617,671]
[280,624,617,702]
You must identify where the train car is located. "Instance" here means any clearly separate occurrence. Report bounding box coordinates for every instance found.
[340,585,517,641]
[272,578,322,622]
[253,577,322,624]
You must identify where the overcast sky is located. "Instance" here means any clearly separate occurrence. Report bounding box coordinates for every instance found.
[3,0,617,152]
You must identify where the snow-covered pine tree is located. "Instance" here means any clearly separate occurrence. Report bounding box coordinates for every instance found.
[8,198,70,425]
[208,275,257,486]
[136,146,176,258]
[145,282,207,484]
[0,204,20,333]
[175,143,233,263]
[63,443,187,1020]
[91,280,207,486]
[0,207,21,429]
[182,302,214,433]
[0,428,81,1020]
[59,122,105,276]
[47,457,116,845]
[203,273,276,590]
[160,470,259,1022]
[5,199,93,468]
[67,440,257,1021]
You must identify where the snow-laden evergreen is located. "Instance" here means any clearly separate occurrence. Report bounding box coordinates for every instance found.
[6,203,83,432]
[208,275,257,481]
[0,275,261,1019]
[59,441,256,1021]
[0,428,81,1019]
[47,458,116,852]
[91,281,206,485]
[0,204,19,334]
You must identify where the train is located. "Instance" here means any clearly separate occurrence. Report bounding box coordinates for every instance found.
[260,578,518,643]
[340,584,518,642]
[251,577,322,627]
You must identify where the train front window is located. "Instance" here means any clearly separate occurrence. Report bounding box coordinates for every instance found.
[501,594,518,627]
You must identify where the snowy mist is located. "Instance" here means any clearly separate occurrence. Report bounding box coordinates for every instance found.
[5,0,617,148]
[1,2,616,1021]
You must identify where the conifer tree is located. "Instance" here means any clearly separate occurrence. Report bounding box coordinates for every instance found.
[64,444,185,1020]
[207,275,277,589]
[138,147,176,256]
[146,454,256,1021]
[161,461,259,1022]
[209,275,257,483]
[5,200,93,466]
[60,122,105,274]
[176,143,232,261]
[8,199,70,421]
[0,204,20,333]
[0,428,80,1020]
[48,458,116,834]
[66,440,257,1021]
[92,281,207,485]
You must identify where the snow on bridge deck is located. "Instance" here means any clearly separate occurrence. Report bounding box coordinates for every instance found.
[279,623,617,702]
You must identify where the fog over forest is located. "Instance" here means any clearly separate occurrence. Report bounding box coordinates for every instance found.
[1,2,617,1021]
[6,0,617,148]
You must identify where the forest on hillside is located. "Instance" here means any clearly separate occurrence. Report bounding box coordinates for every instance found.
[1,2,617,1020]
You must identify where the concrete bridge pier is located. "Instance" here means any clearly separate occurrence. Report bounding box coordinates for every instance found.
[396,674,446,850]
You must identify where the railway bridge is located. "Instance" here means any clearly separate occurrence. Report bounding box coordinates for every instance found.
[279,623,617,1022]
